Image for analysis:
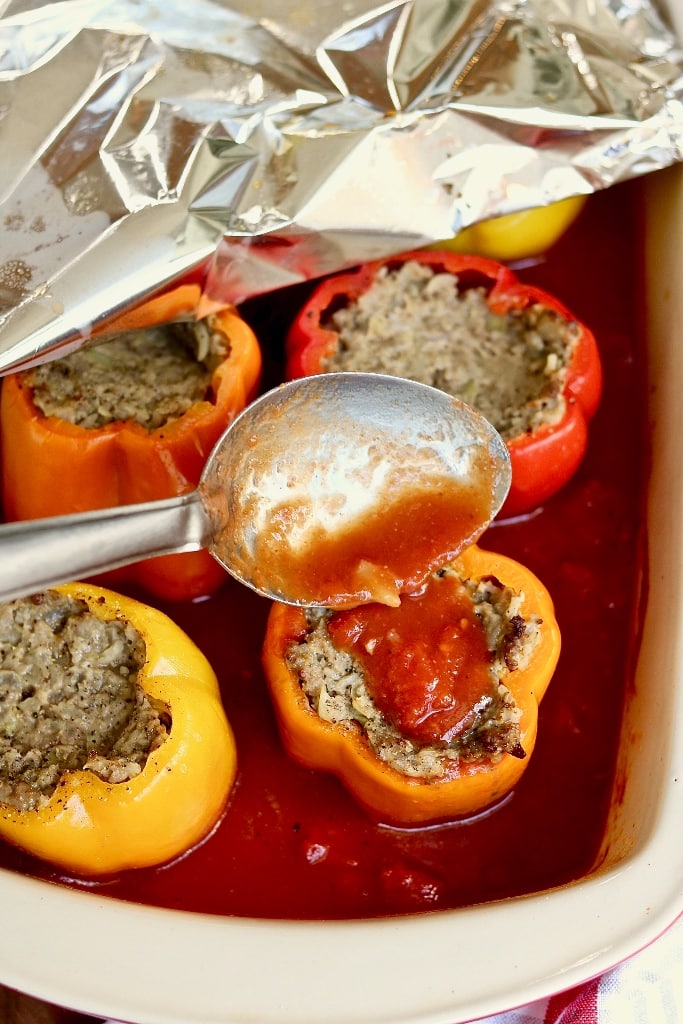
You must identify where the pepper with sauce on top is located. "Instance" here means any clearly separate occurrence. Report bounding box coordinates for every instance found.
[263,544,560,826]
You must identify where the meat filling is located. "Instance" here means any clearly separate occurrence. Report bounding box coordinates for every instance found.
[26,317,230,431]
[322,260,580,440]
[0,591,170,812]
[286,568,541,779]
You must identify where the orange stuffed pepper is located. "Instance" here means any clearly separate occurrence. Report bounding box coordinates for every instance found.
[262,545,560,826]
[0,283,262,601]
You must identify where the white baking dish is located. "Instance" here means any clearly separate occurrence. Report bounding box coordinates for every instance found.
[0,15,682,1024]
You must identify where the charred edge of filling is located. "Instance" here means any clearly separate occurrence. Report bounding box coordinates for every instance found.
[0,591,171,813]
[285,568,542,780]
[25,316,231,433]
[319,260,580,441]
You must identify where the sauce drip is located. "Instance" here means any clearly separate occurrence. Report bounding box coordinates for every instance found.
[327,571,493,744]
[251,477,493,608]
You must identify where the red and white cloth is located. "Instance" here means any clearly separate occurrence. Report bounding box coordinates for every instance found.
[472,914,683,1024]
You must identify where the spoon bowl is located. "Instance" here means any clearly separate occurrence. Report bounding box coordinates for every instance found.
[0,373,511,606]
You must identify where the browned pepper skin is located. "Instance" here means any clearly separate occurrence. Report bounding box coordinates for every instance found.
[0,287,262,601]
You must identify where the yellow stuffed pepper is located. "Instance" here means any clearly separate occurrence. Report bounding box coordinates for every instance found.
[432,196,587,261]
[0,582,236,876]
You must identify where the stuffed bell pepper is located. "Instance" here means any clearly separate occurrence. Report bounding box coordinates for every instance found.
[285,250,602,516]
[0,582,236,876]
[0,283,262,601]
[432,195,587,262]
[262,545,560,826]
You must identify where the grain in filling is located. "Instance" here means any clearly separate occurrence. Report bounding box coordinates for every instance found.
[26,317,230,431]
[322,260,580,440]
[286,568,541,779]
[0,591,169,813]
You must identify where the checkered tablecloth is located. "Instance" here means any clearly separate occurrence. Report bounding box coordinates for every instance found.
[470,914,683,1024]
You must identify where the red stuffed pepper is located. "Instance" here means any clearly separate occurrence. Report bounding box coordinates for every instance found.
[285,250,602,517]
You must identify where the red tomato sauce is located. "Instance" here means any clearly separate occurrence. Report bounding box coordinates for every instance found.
[328,571,495,744]
[0,180,646,920]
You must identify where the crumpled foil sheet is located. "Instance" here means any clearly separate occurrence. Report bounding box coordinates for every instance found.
[0,0,681,374]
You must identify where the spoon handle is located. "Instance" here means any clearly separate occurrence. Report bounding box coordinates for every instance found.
[0,492,209,603]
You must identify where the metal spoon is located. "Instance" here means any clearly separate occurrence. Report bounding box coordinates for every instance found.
[0,373,511,606]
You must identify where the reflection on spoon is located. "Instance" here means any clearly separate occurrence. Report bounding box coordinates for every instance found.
[0,373,511,607]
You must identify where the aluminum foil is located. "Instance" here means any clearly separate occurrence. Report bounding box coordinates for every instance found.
[0,0,681,374]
